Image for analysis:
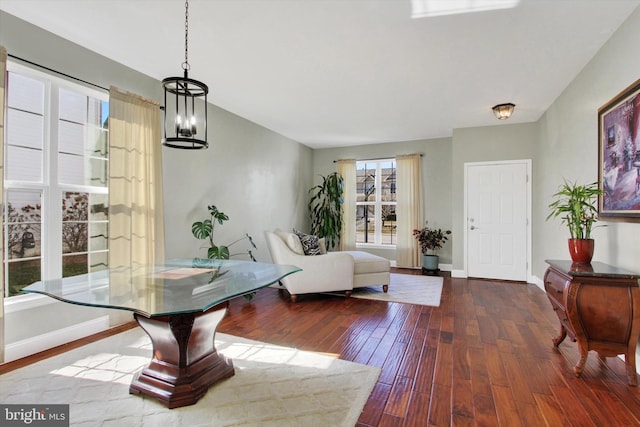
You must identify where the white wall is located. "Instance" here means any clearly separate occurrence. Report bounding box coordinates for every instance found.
[162,104,312,263]
[534,6,640,277]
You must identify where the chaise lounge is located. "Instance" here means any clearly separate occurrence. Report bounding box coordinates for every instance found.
[265,229,391,302]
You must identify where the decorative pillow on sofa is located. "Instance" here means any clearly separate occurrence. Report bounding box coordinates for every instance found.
[293,229,322,256]
[318,237,327,255]
[275,229,305,255]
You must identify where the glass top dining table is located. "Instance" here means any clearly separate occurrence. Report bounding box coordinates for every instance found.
[22,258,302,408]
[22,258,301,318]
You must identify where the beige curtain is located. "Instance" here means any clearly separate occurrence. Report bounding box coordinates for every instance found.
[0,45,7,363]
[396,154,423,268]
[337,159,356,251]
[108,86,165,269]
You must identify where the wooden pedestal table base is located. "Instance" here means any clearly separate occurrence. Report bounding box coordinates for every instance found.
[129,302,235,408]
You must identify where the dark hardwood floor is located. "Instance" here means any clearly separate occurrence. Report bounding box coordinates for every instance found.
[3,268,640,426]
[220,268,640,426]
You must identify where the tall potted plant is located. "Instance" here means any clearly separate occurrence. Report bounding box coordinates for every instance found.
[308,172,344,250]
[546,179,603,263]
[413,222,451,273]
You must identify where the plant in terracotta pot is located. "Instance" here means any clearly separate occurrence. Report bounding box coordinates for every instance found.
[546,179,603,263]
[413,222,451,273]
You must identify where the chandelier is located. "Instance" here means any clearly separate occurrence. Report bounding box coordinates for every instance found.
[162,0,209,149]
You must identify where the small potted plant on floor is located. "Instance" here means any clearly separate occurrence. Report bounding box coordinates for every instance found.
[413,222,451,273]
[546,179,603,263]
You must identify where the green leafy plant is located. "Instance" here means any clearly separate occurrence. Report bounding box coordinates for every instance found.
[191,204,257,300]
[191,205,257,261]
[413,222,451,255]
[308,172,344,249]
[546,179,603,239]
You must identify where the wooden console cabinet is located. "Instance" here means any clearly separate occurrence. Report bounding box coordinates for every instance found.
[544,260,640,385]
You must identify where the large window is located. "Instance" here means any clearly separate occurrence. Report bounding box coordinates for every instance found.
[356,159,396,245]
[3,63,109,297]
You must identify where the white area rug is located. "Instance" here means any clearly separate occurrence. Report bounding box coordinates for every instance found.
[0,328,380,426]
[349,273,444,307]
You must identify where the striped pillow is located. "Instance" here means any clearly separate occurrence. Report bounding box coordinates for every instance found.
[293,229,322,256]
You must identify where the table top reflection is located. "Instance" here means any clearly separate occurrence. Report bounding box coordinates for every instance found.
[22,259,301,317]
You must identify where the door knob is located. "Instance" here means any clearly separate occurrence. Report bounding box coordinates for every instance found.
[470,226,476,230]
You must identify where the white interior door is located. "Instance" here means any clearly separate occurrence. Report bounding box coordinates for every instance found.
[466,161,529,281]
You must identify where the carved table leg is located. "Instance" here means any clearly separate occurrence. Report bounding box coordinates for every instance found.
[552,324,567,348]
[129,302,234,408]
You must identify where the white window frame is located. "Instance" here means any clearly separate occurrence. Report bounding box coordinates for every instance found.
[355,158,397,248]
[3,61,109,304]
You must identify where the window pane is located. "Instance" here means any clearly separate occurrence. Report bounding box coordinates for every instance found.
[62,192,89,254]
[90,222,108,251]
[8,224,41,259]
[6,146,43,182]
[7,109,44,150]
[90,252,108,272]
[356,162,376,202]
[59,120,85,155]
[8,259,41,297]
[87,128,108,158]
[87,98,109,128]
[62,192,88,221]
[62,223,88,254]
[59,152,84,185]
[90,193,108,220]
[381,205,397,245]
[381,162,396,203]
[59,88,87,123]
[8,72,44,113]
[89,158,108,187]
[6,190,42,260]
[356,205,376,244]
[63,254,88,277]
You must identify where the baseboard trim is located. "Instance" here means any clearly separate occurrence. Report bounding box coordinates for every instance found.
[451,269,467,278]
[530,275,544,291]
[4,315,110,363]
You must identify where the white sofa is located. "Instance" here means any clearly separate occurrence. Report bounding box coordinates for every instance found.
[265,229,390,302]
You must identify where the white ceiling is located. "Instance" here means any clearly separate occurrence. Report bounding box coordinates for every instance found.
[1,0,639,148]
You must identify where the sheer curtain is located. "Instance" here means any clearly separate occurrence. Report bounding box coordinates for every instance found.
[337,159,356,251]
[0,45,6,363]
[396,154,423,268]
[108,86,165,269]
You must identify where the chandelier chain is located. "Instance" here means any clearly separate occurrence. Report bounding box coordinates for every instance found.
[183,0,190,71]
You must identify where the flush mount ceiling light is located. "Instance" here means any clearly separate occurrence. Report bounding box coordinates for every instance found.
[162,0,209,149]
[492,103,515,120]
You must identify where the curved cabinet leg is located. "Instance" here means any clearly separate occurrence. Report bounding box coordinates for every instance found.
[626,349,638,386]
[552,325,567,348]
[573,347,588,378]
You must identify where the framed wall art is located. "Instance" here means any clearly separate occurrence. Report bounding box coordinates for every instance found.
[598,78,640,221]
